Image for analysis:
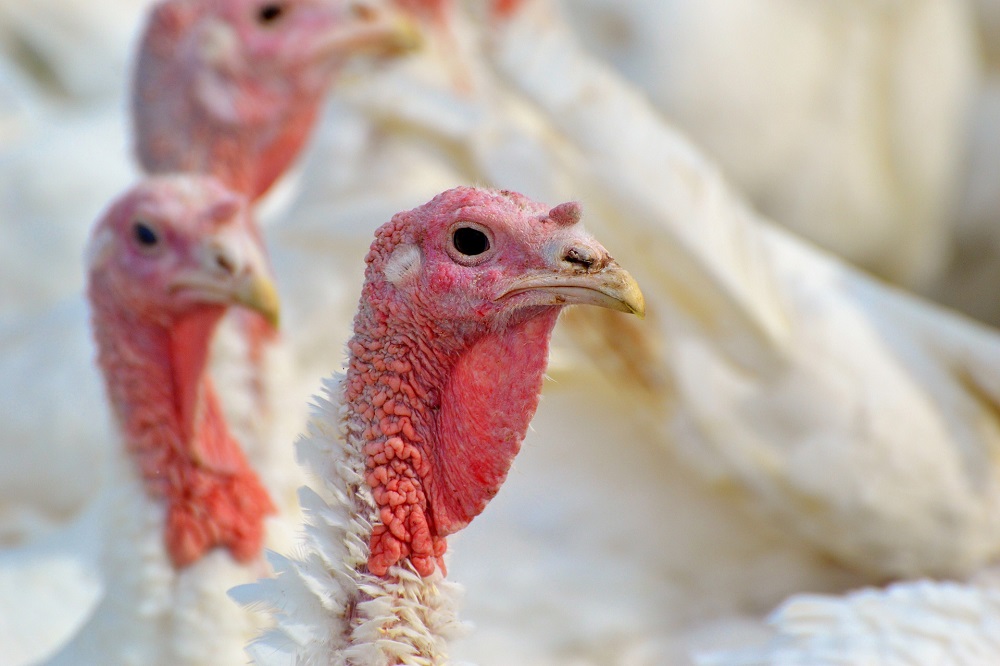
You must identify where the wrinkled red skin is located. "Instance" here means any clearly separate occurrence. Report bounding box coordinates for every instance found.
[348,311,557,577]
[90,292,275,568]
[345,187,575,577]
[88,179,275,569]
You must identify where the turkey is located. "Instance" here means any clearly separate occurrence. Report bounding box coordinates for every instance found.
[1,0,417,320]
[131,0,422,524]
[696,578,1000,666]
[231,186,645,664]
[482,0,1000,581]
[0,174,282,666]
[0,0,421,542]
[556,0,979,291]
[249,1,1000,659]
[2,0,995,663]
[132,0,420,202]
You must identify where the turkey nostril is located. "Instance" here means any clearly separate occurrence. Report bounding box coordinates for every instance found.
[564,247,596,269]
[215,252,237,276]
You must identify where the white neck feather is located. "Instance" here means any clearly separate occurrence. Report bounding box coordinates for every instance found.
[44,433,266,666]
[239,374,466,665]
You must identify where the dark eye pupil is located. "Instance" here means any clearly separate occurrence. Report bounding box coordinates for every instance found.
[258,3,284,23]
[134,222,158,247]
[453,227,490,256]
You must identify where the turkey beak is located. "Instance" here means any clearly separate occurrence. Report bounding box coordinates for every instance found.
[170,227,281,329]
[501,242,646,318]
[232,259,281,329]
[312,4,422,61]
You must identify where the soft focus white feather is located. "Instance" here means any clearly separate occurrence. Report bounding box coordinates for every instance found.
[934,0,1000,326]
[39,465,271,665]
[559,0,979,290]
[696,579,1000,666]
[0,0,154,98]
[0,511,103,666]
[486,0,1000,579]
[0,300,112,541]
[3,1,1000,664]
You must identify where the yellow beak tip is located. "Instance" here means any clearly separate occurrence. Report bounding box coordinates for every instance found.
[241,277,282,331]
[387,17,424,54]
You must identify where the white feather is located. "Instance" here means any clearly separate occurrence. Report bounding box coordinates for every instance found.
[697,579,1000,666]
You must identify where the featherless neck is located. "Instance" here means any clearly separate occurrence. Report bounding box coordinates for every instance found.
[345,279,561,577]
[88,282,274,567]
[89,284,207,468]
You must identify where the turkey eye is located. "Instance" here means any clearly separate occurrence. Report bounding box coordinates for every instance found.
[257,3,285,23]
[133,222,159,247]
[452,227,490,257]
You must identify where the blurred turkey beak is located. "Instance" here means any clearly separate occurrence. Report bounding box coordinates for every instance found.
[500,246,646,318]
[313,4,422,60]
[232,266,281,329]
[169,228,281,329]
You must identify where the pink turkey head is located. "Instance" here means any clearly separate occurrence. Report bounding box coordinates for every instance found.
[87,174,279,327]
[133,0,421,199]
[351,187,643,577]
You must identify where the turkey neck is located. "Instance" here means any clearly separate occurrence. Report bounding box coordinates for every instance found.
[343,276,561,579]
[88,285,274,567]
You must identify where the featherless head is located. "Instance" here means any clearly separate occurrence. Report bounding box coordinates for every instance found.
[87,174,279,568]
[199,0,421,70]
[347,186,643,577]
[134,0,421,197]
[364,187,643,327]
[140,0,419,82]
[86,174,279,327]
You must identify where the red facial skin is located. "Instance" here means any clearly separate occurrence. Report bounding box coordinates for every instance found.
[133,0,409,201]
[87,176,276,568]
[346,187,615,576]
[133,0,416,402]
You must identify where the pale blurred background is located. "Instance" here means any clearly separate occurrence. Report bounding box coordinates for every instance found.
[4,0,1000,663]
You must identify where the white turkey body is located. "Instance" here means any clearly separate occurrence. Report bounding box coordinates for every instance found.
[557,0,979,290]
[696,578,1000,666]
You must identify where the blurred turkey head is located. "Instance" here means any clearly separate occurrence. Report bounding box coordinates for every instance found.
[133,0,421,199]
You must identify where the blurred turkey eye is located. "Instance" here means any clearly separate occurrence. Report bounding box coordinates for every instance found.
[133,221,159,247]
[257,3,285,23]
[453,227,490,257]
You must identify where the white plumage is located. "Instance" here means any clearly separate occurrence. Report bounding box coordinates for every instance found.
[0,0,154,98]
[481,0,1000,580]
[559,0,979,290]
[4,0,1000,663]
[697,580,1000,666]
[233,377,466,666]
[31,463,269,666]
[0,300,112,541]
